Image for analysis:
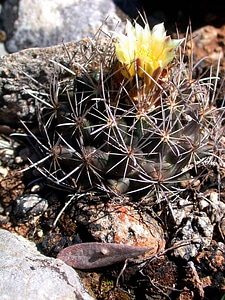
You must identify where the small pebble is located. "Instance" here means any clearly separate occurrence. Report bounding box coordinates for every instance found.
[14,194,48,219]
[15,156,23,164]
[0,166,8,178]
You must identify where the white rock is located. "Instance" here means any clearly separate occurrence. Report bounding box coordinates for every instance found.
[0,229,95,300]
[2,0,126,53]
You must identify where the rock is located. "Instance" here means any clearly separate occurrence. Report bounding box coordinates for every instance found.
[0,38,115,127]
[171,212,214,261]
[0,228,95,300]
[13,193,48,220]
[75,200,165,252]
[189,25,225,69]
[0,22,224,129]
[1,0,126,53]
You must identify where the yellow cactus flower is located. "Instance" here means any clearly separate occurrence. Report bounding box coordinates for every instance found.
[114,20,184,80]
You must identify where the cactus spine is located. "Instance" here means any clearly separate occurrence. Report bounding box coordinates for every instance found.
[20,19,224,208]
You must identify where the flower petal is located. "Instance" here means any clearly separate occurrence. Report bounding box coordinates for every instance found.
[114,18,184,80]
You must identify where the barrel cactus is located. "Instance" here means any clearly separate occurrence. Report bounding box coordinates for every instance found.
[19,17,224,215]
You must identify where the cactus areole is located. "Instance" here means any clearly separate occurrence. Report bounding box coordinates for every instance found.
[18,15,223,220]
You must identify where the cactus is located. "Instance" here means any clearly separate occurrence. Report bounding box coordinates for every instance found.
[17,17,224,214]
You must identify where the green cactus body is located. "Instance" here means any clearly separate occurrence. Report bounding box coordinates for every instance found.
[19,23,224,205]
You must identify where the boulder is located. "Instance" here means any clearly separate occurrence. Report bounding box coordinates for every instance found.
[0,228,95,300]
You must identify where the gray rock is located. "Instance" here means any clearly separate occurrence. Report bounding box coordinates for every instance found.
[75,200,165,252]
[0,38,114,127]
[2,0,126,53]
[13,194,48,220]
[0,42,8,56]
[171,212,214,261]
[0,228,95,300]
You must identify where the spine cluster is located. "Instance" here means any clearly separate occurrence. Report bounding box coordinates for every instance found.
[22,22,224,206]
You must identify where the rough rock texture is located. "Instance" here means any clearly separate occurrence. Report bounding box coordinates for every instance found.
[1,0,225,54]
[75,201,165,251]
[0,25,224,128]
[1,0,126,53]
[0,228,95,300]
[191,25,225,69]
[0,37,114,127]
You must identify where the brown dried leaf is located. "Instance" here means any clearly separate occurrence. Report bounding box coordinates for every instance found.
[57,242,152,269]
